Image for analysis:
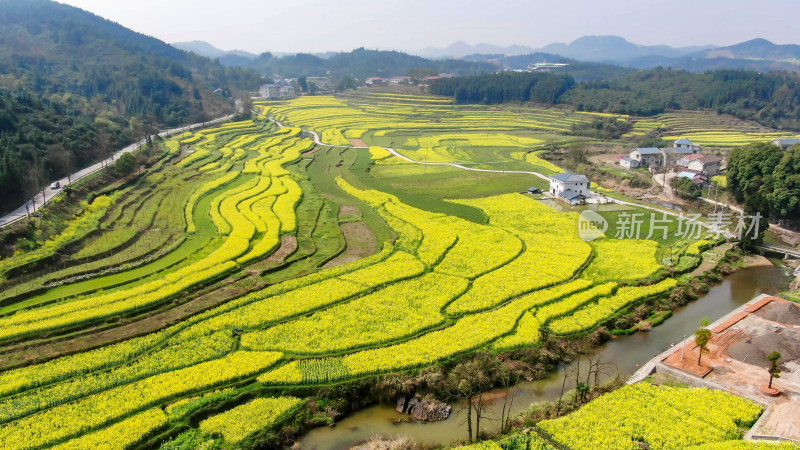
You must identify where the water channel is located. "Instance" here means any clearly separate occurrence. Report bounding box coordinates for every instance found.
[299,263,794,449]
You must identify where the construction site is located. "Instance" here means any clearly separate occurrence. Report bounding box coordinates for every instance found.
[635,294,800,443]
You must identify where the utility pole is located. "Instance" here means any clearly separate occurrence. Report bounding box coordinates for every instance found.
[712,182,719,214]
[681,334,687,359]
[424,145,429,175]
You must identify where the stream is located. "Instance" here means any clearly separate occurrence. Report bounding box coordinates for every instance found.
[298,264,794,449]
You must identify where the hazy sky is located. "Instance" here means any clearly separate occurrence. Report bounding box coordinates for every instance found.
[58,0,800,54]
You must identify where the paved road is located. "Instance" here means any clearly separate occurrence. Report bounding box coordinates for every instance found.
[0,113,235,229]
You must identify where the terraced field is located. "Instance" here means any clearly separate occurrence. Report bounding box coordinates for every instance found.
[264,93,800,155]
[462,382,776,450]
[0,96,729,449]
[627,110,800,147]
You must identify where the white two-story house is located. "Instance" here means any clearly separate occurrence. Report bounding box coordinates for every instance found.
[673,138,701,152]
[550,172,591,205]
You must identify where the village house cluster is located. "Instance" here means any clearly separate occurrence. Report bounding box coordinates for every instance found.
[365,75,450,86]
[623,139,723,187]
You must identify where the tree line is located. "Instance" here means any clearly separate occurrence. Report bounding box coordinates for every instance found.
[0,88,140,214]
[430,72,575,104]
[727,142,800,228]
[0,0,264,215]
[241,48,495,79]
[431,68,800,130]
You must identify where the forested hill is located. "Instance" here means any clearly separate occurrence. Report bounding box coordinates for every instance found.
[431,68,800,130]
[228,48,495,78]
[0,0,262,214]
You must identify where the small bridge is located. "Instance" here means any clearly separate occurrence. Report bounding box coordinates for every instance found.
[754,243,800,260]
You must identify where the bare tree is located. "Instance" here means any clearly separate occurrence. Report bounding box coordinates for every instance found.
[473,393,488,440]
[447,353,499,442]
[144,115,158,151]
[555,360,572,417]
[65,150,74,185]
[28,155,48,212]
[452,384,473,440]
[585,355,614,388]
[571,356,594,406]
[498,366,519,433]
[96,126,112,168]
[47,143,73,185]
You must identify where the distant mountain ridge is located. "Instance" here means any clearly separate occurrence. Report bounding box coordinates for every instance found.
[172,41,343,67]
[172,40,259,60]
[539,35,713,63]
[416,36,713,61]
[172,40,227,58]
[418,36,800,73]
[699,38,800,61]
[622,38,800,73]
[417,41,535,59]
[173,36,800,76]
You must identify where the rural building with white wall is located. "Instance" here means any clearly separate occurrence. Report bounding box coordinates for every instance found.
[620,156,640,169]
[550,172,591,205]
[773,138,800,150]
[630,148,662,167]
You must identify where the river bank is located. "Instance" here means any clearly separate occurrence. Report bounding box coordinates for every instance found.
[294,258,793,449]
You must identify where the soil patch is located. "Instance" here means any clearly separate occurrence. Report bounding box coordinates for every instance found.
[757,301,800,326]
[322,221,377,269]
[589,154,624,165]
[266,234,299,263]
[690,243,735,276]
[339,205,361,218]
[742,254,774,268]
[728,327,800,369]
[348,138,368,148]
[247,235,298,273]
[661,347,713,377]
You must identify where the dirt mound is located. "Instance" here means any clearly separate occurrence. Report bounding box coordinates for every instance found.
[728,327,800,369]
[758,301,800,326]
